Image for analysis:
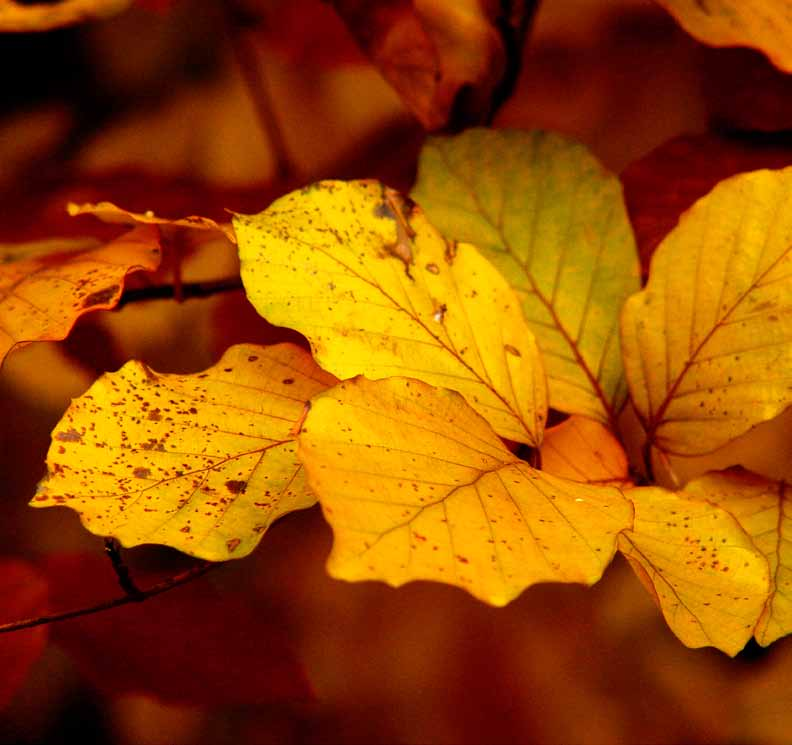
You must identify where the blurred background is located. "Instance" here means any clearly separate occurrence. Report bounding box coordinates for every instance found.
[2,0,792,743]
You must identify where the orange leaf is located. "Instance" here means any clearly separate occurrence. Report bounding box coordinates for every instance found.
[0,0,131,31]
[0,225,161,367]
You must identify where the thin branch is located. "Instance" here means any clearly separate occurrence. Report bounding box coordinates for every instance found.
[117,277,243,308]
[104,538,144,599]
[0,561,214,635]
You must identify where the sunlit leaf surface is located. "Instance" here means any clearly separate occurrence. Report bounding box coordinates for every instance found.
[0,0,130,31]
[412,128,639,428]
[299,376,632,606]
[619,487,769,656]
[235,179,547,446]
[32,344,336,561]
[621,167,792,455]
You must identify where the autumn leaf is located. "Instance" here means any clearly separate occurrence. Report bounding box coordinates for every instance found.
[0,225,161,368]
[618,486,769,656]
[32,343,336,561]
[67,201,236,244]
[0,560,48,710]
[331,0,535,130]
[412,128,640,429]
[298,376,632,606]
[541,415,630,487]
[621,167,792,456]
[44,554,311,704]
[235,180,547,446]
[680,468,792,646]
[652,0,792,73]
[0,0,130,31]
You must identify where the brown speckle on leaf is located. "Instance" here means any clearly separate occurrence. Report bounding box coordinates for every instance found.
[55,428,82,443]
[133,467,151,479]
[504,344,521,357]
[81,285,120,308]
[226,538,242,553]
[225,480,247,494]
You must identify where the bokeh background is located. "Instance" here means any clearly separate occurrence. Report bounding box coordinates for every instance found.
[2,0,792,743]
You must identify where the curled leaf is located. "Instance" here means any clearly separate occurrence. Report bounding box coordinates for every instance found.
[619,487,769,656]
[412,128,640,429]
[0,225,161,367]
[298,376,632,606]
[235,179,547,446]
[621,167,792,455]
[32,344,336,561]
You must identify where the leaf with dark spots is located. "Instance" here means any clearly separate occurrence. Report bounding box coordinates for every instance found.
[43,554,311,704]
[0,225,161,368]
[33,344,337,561]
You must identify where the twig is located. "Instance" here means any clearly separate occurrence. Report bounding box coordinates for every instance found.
[104,538,144,600]
[117,277,243,308]
[0,561,214,635]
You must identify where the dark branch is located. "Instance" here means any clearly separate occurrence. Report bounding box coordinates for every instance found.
[0,561,214,635]
[118,277,243,308]
[104,538,144,600]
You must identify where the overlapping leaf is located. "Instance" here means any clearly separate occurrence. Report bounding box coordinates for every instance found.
[0,225,161,367]
[0,0,130,31]
[541,415,630,487]
[32,343,336,561]
[298,376,632,606]
[235,179,547,446]
[621,167,792,456]
[618,487,769,656]
[682,468,792,646]
[652,0,792,73]
[412,128,640,428]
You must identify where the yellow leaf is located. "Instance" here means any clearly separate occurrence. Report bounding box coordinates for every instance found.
[298,376,632,606]
[618,487,769,656]
[0,225,161,367]
[32,343,337,561]
[654,1,792,73]
[0,0,130,31]
[682,468,792,646]
[621,167,792,455]
[235,180,547,446]
[67,201,236,244]
[412,128,640,429]
[541,415,631,486]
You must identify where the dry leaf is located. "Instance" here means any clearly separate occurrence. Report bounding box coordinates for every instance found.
[32,344,336,561]
[235,179,548,446]
[412,128,639,429]
[298,376,632,606]
[621,166,792,456]
[0,225,161,367]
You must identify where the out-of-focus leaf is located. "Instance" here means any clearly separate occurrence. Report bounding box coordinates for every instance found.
[44,554,311,704]
[32,344,336,561]
[235,179,548,446]
[67,201,236,244]
[0,225,161,367]
[652,0,792,73]
[621,134,792,272]
[541,415,631,487]
[298,376,632,606]
[331,0,536,130]
[618,487,769,656]
[0,0,131,31]
[621,167,792,456]
[0,560,48,710]
[412,128,639,428]
[682,468,792,646]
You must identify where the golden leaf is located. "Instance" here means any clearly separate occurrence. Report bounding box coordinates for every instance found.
[619,486,769,656]
[412,128,639,429]
[654,0,792,73]
[235,180,547,446]
[0,225,161,367]
[32,343,337,561]
[621,167,792,455]
[298,376,632,606]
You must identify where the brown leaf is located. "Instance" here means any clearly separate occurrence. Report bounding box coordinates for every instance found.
[0,225,161,367]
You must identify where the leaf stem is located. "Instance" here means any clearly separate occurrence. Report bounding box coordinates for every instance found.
[103,538,144,600]
[0,561,214,635]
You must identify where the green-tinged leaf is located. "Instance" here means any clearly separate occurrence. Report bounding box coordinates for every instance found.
[412,128,640,428]
[683,468,792,646]
[32,344,336,561]
[298,376,632,606]
[619,487,769,656]
[621,167,792,456]
[235,180,547,446]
